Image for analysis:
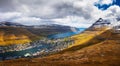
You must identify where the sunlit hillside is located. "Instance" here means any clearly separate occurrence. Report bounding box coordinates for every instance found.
[0,0,120,66]
[60,27,109,52]
[1,28,120,66]
[0,27,39,46]
[69,29,106,48]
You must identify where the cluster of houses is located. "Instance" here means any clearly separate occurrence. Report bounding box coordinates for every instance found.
[0,37,74,60]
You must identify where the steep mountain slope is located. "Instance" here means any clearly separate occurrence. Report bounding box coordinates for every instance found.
[0,22,74,45]
[0,26,38,46]
[1,28,120,66]
[37,31,120,66]
[26,24,75,37]
[0,22,75,37]
[1,18,120,66]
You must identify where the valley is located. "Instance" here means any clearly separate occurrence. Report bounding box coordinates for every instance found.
[0,18,120,66]
[0,0,120,65]
[0,22,84,61]
[1,28,120,66]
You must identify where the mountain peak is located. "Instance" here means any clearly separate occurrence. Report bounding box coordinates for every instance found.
[89,17,120,32]
[90,18,111,29]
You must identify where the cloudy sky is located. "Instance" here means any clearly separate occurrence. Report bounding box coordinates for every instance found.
[0,0,120,28]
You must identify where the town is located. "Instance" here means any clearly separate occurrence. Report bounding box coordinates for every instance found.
[0,37,74,60]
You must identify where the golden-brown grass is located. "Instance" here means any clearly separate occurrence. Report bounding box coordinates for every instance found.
[1,29,120,66]
[0,27,39,46]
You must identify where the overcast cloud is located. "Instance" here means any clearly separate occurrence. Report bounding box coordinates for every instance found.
[0,0,119,27]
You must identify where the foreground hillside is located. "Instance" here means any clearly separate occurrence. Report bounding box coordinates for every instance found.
[1,29,120,66]
[0,27,39,46]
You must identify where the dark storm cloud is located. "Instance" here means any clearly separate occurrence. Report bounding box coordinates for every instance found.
[0,0,119,27]
[0,0,92,19]
[54,3,92,19]
[0,0,19,12]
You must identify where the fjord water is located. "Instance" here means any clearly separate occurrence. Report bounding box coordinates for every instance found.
[48,28,86,39]
[0,28,86,60]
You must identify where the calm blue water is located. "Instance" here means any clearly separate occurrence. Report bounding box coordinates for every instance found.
[48,28,86,39]
[0,28,86,60]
